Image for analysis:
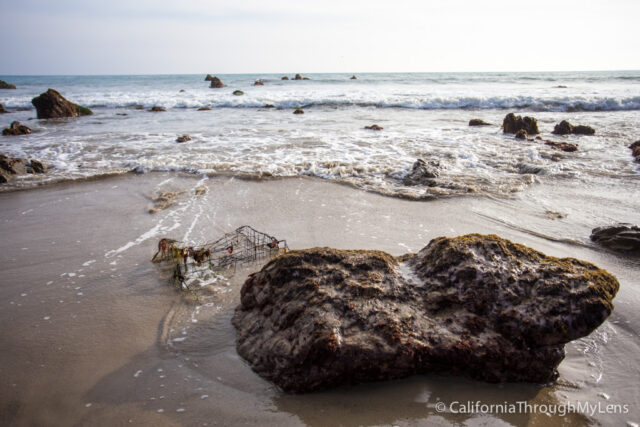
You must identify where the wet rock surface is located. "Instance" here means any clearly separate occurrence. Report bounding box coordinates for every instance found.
[293,108,304,115]
[364,124,383,130]
[403,159,440,186]
[176,135,191,143]
[591,224,640,252]
[2,121,31,136]
[629,141,640,162]
[0,104,7,114]
[544,139,578,152]
[502,113,539,135]
[149,106,166,112]
[233,234,618,392]
[31,89,93,119]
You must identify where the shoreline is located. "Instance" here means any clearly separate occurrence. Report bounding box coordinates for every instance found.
[0,172,638,426]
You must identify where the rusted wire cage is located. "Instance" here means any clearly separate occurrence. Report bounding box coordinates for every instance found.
[152,225,288,288]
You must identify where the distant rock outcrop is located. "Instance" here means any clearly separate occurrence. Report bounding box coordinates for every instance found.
[254,80,264,86]
[281,76,289,80]
[149,106,166,112]
[205,74,214,81]
[293,108,304,114]
[502,113,539,135]
[469,119,491,126]
[31,89,93,119]
[2,121,31,136]
[176,135,191,143]
[197,107,212,111]
[591,224,640,252]
[350,75,357,80]
[364,124,383,130]
[233,234,619,392]
[294,74,303,80]
[209,77,224,88]
[0,80,16,89]
[552,120,595,136]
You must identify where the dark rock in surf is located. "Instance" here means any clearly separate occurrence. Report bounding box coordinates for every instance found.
[0,154,47,183]
[502,113,539,135]
[552,120,595,136]
[294,74,303,80]
[233,90,244,96]
[364,124,383,130]
[176,135,191,143]
[293,108,304,115]
[179,89,185,93]
[628,141,640,161]
[302,77,310,80]
[403,159,439,186]
[31,89,93,119]
[591,224,640,252]
[469,119,491,126]
[264,104,275,108]
[0,104,7,114]
[2,121,31,136]
[515,129,528,140]
[205,74,214,81]
[351,75,357,80]
[254,80,264,86]
[197,107,212,111]
[149,106,166,112]
[30,159,46,174]
[209,77,224,88]
[232,234,619,392]
[281,76,289,80]
[0,80,16,89]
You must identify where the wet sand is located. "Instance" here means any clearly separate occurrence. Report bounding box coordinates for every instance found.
[0,173,638,426]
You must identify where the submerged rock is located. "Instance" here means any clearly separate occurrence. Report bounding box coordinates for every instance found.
[209,77,224,88]
[591,224,640,252]
[2,121,31,136]
[364,124,383,130]
[293,108,304,115]
[469,119,491,126]
[176,135,191,143]
[197,107,212,111]
[502,113,539,135]
[281,76,289,80]
[544,139,578,152]
[233,90,244,96]
[233,235,619,392]
[0,80,16,89]
[402,159,439,186]
[149,106,166,112]
[31,89,93,119]
[351,75,357,80]
[552,120,595,136]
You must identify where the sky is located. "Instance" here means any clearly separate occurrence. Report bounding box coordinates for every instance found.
[1,0,639,75]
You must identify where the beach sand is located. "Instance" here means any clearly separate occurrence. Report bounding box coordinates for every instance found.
[0,173,638,426]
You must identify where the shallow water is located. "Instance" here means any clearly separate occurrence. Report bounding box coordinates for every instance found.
[0,174,638,426]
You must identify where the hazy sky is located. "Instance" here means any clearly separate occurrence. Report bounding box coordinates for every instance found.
[1,0,639,75]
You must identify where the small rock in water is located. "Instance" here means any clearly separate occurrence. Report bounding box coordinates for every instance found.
[364,124,383,131]
[591,224,640,252]
[281,76,289,80]
[350,75,357,80]
[194,186,207,196]
[0,79,17,89]
[294,74,303,80]
[233,235,619,392]
[149,106,166,112]
[468,119,491,126]
[204,74,214,81]
[232,90,244,96]
[403,159,440,186]
[209,77,224,88]
[2,121,31,136]
[293,108,304,115]
[628,141,640,162]
[552,120,595,136]
[502,113,539,135]
[0,103,7,114]
[176,135,191,143]
[543,139,578,152]
[514,129,528,140]
[149,191,184,214]
[197,107,211,111]
[253,80,264,86]
[31,89,92,118]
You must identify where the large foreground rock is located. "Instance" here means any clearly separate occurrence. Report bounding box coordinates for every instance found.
[31,89,93,119]
[591,224,640,252]
[233,234,618,392]
[502,113,539,135]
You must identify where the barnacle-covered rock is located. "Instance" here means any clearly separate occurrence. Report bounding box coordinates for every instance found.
[233,234,619,392]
